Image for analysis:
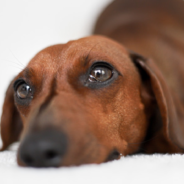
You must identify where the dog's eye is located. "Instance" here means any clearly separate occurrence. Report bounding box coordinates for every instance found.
[16,83,33,99]
[84,62,119,89]
[88,66,112,82]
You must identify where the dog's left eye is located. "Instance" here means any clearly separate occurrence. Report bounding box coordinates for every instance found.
[88,66,112,82]
[15,82,33,99]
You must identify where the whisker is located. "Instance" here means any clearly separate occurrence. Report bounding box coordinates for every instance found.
[5,63,24,70]
[2,59,24,69]
[9,49,25,67]
[84,43,99,66]
[9,65,23,70]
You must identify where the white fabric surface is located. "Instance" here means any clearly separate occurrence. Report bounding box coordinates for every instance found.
[0,148,184,184]
[1,1,184,184]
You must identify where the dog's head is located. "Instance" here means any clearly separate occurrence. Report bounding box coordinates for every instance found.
[0,36,183,167]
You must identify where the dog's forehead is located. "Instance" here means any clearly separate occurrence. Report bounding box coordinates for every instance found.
[21,36,134,87]
[27,36,129,70]
[65,36,129,65]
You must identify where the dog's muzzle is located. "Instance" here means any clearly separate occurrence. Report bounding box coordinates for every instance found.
[18,129,67,167]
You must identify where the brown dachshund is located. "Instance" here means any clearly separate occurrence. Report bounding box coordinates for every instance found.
[1,0,184,167]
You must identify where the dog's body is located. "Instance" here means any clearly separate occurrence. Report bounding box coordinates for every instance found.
[1,0,184,167]
[95,0,184,105]
[94,0,184,154]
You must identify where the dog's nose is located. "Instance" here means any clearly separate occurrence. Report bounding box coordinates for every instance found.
[18,130,67,167]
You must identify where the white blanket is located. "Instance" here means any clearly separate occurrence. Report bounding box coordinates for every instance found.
[0,148,184,184]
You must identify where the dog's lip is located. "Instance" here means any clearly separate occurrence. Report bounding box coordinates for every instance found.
[105,149,121,162]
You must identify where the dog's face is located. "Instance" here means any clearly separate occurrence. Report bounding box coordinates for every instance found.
[0,36,155,167]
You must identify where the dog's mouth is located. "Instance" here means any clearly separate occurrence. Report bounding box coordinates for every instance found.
[105,149,121,162]
[17,125,122,167]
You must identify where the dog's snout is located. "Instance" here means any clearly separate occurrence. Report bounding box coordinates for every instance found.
[18,130,67,167]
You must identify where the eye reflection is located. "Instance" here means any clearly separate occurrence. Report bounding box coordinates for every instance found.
[17,83,33,99]
[89,66,113,82]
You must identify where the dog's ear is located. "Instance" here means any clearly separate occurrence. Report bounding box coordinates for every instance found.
[130,52,184,152]
[0,79,23,151]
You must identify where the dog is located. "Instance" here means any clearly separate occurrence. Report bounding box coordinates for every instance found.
[1,0,184,167]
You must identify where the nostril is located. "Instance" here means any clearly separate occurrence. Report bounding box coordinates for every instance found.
[45,150,58,160]
[18,130,67,167]
[22,154,34,165]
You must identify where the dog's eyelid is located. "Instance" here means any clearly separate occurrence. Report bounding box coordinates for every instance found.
[90,61,122,76]
[13,78,26,90]
[90,61,113,69]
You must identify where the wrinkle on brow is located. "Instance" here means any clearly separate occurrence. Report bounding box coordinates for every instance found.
[83,43,99,67]
[38,77,57,114]
[23,68,36,80]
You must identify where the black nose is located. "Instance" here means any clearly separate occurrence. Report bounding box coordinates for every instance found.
[18,129,67,167]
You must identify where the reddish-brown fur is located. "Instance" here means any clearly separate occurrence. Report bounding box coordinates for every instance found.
[1,0,184,167]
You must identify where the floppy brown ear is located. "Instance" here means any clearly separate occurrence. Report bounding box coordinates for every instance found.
[0,80,23,151]
[130,52,184,153]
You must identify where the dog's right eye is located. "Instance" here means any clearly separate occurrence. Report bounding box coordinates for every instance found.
[14,80,33,100]
[17,83,33,99]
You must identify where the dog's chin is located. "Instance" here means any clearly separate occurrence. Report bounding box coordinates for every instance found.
[17,148,121,168]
